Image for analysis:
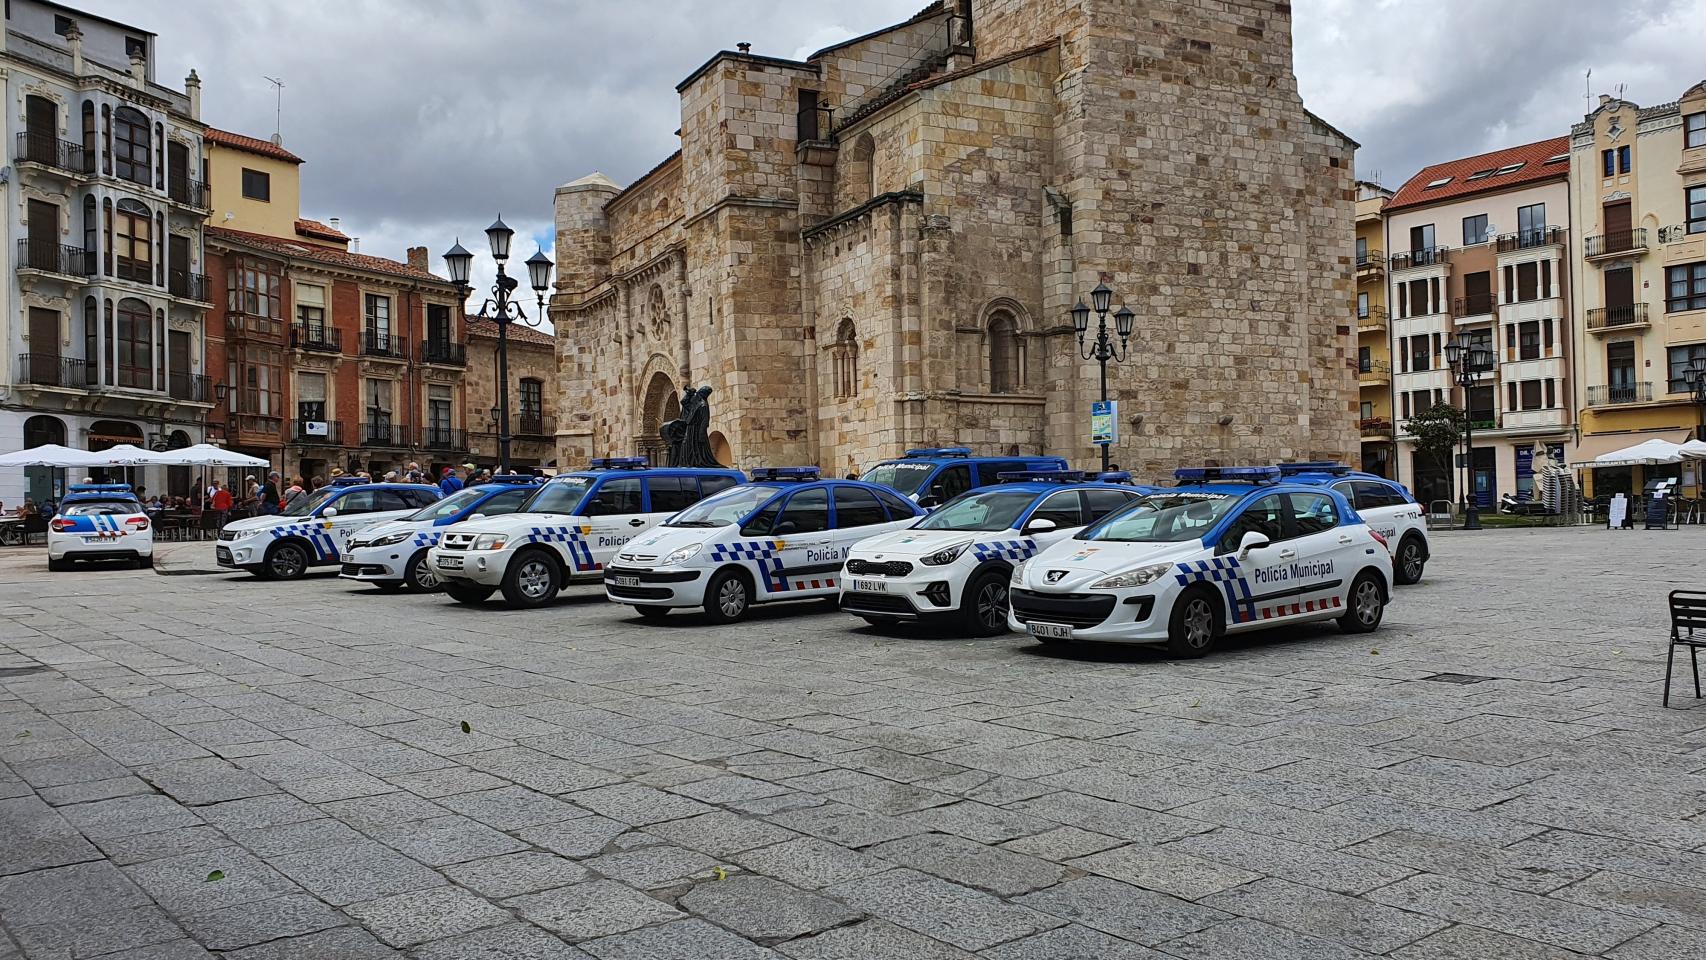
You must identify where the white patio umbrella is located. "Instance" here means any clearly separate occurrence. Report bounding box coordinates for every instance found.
[1583,438,1685,468]
[94,444,164,466]
[148,444,270,468]
[0,444,105,467]
[1678,439,1706,459]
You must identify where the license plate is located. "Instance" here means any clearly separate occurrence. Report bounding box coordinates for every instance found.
[84,535,118,544]
[436,556,464,570]
[1027,621,1073,640]
[612,576,640,588]
[849,578,886,593]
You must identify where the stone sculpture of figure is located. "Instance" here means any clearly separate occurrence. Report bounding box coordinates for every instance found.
[679,385,721,467]
[660,387,697,466]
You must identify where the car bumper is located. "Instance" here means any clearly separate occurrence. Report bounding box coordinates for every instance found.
[603,564,705,606]
[428,547,510,586]
[338,546,408,582]
[837,567,963,619]
[50,535,152,560]
[1007,585,1165,643]
[217,540,264,568]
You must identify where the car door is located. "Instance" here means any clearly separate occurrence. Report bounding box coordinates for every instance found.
[762,486,834,596]
[579,475,646,568]
[1335,480,1398,545]
[320,489,385,562]
[1211,493,1287,628]
[1271,490,1352,620]
[1022,489,1087,552]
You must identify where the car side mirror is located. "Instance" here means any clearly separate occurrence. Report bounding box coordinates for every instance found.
[774,520,800,535]
[1236,531,1269,559]
[917,495,940,509]
[1024,517,1057,534]
[467,513,485,522]
[321,506,338,518]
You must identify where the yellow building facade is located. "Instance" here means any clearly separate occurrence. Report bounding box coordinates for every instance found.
[203,129,305,241]
[1355,182,1394,476]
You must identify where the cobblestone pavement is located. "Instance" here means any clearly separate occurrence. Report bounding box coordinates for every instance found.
[2,528,1704,959]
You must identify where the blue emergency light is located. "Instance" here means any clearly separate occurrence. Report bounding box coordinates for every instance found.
[589,457,648,470]
[67,483,133,493]
[750,467,821,482]
[902,446,971,458]
[1096,471,1134,484]
[996,469,1086,483]
[488,473,544,484]
[328,476,368,487]
[1173,466,1281,484]
[1276,461,1351,476]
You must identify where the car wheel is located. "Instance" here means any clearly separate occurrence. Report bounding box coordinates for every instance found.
[444,583,494,605]
[1166,587,1222,658]
[634,606,670,620]
[404,550,440,592]
[1338,571,1386,633]
[47,557,71,572]
[266,541,310,580]
[1393,537,1426,585]
[703,569,752,624]
[960,571,1012,637]
[501,550,560,608]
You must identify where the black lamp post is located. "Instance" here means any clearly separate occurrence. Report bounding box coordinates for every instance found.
[1071,283,1135,472]
[1687,358,1706,444]
[443,218,552,473]
[1444,336,1495,530]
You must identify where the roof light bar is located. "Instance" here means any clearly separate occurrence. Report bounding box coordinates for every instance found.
[749,466,821,482]
[589,457,648,470]
[488,473,545,484]
[1095,471,1134,484]
[328,477,368,487]
[67,483,133,493]
[902,446,972,458]
[1276,462,1352,476]
[1173,466,1282,484]
[996,469,1087,483]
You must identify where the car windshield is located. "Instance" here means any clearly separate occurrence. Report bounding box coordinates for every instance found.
[666,485,778,527]
[915,489,1036,531]
[406,487,487,522]
[520,477,594,515]
[60,499,138,517]
[283,488,336,518]
[1083,493,1238,543]
[859,462,936,496]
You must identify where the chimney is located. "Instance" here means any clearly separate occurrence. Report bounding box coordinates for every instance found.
[406,246,429,272]
[736,42,751,53]
[67,23,83,75]
[328,217,341,234]
[129,52,146,86]
[184,69,201,120]
[1598,94,1613,107]
[351,238,360,253]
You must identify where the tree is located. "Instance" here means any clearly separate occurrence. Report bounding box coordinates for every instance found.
[1407,402,1465,498]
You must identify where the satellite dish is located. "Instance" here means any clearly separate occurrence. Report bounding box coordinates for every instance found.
[1484,222,1498,242]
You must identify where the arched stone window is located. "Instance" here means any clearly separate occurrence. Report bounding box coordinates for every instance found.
[988,310,1020,394]
[832,319,859,399]
[847,134,875,204]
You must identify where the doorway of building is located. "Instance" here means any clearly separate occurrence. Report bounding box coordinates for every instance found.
[1469,447,1496,509]
[638,371,680,462]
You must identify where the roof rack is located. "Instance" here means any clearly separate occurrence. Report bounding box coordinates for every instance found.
[67,483,133,493]
[1276,462,1352,476]
[1095,471,1134,484]
[902,446,971,458]
[1173,466,1281,484]
[487,473,544,484]
[996,469,1087,483]
[589,457,648,470]
[750,466,821,482]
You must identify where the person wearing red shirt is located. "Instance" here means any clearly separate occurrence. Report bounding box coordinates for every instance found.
[210,481,234,515]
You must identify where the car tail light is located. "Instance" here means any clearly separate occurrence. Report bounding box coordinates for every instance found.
[50,517,74,532]
[126,517,150,531]
[1368,529,1388,549]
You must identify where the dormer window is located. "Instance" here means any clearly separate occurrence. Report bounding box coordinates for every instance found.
[1494,163,1523,176]
[125,37,147,61]
[1424,177,1452,189]
[53,15,75,36]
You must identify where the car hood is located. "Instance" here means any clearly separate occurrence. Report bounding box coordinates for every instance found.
[846,526,1006,559]
[1020,539,1205,591]
[352,520,421,541]
[222,514,311,536]
[617,524,732,562]
[440,511,579,538]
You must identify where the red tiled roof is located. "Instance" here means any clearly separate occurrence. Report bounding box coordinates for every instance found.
[1386,136,1570,212]
[204,128,304,164]
[466,315,556,347]
[295,218,348,242]
[206,226,449,285]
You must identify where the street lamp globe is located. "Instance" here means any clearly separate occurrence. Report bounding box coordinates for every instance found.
[525,249,554,294]
[485,216,514,261]
[1444,339,1464,367]
[442,240,473,288]
[1071,300,1091,336]
[1113,305,1135,340]
[1091,282,1113,315]
[1469,346,1495,373]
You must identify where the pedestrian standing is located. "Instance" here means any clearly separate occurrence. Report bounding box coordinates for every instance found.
[282,477,306,510]
[259,472,282,516]
[439,466,464,497]
[210,481,233,522]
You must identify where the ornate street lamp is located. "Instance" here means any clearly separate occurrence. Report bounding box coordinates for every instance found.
[1688,358,1706,443]
[1072,283,1135,472]
[1444,336,1496,530]
[445,218,552,473]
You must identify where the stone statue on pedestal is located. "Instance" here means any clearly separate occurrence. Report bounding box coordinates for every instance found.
[662,385,723,467]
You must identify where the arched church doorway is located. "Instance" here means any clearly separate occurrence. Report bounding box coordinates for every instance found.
[638,371,680,462]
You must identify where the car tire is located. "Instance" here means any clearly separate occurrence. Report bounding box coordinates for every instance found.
[703,569,752,624]
[1338,570,1386,634]
[444,582,494,605]
[959,570,1012,637]
[403,550,440,592]
[501,550,560,608]
[136,554,153,569]
[1393,536,1426,585]
[1166,586,1222,658]
[47,557,71,572]
[633,606,671,621]
[265,541,311,580]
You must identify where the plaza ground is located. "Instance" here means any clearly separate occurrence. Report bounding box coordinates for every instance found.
[1,528,1704,959]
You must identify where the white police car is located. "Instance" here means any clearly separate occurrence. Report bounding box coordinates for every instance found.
[1277,463,1429,585]
[840,471,1150,635]
[860,447,1070,508]
[47,484,153,570]
[604,468,923,623]
[429,459,746,608]
[216,479,441,579]
[1010,466,1392,657]
[339,475,544,592]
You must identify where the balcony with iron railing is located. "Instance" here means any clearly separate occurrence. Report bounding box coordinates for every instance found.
[1495,227,1564,252]
[1359,417,1393,439]
[15,353,94,389]
[421,426,467,450]
[16,238,91,278]
[1586,303,1650,333]
[362,329,405,359]
[14,132,91,177]
[514,414,555,439]
[1355,251,1386,281]
[1585,229,1648,260]
[1452,293,1496,320]
[290,420,343,445]
[166,372,212,404]
[1389,247,1451,271]
[290,323,342,352]
[361,420,404,446]
[167,177,208,210]
[421,340,465,366]
[1586,382,1654,406]
[1356,306,1389,331]
[1358,358,1392,383]
[167,268,210,303]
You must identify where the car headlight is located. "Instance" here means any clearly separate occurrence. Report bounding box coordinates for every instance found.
[1091,563,1174,589]
[368,532,409,548]
[471,534,508,551]
[920,541,973,566]
[1010,559,1029,586]
[662,543,702,566]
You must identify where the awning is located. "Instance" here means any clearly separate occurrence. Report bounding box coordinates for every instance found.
[1570,429,1695,466]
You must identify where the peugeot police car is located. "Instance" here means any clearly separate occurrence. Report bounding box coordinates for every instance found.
[47,484,153,570]
[1010,466,1392,657]
[860,447,1070,507]
[428,459,746,608]
[338,475,544,592]
[216,478,442,579]
[604,467,924,623]
[840,470,1150,635]
[1275,462,1429,585]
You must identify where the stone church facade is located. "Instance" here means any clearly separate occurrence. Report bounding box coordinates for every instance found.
[551,0,1359,479]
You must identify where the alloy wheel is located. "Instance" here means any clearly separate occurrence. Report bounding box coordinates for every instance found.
[1354,580,1381,625]
[1182,597,1214,648]
[1401,543,1423,581]
[272,545,305,578]
[977,581,1009,631]
[517,559,552,599]
[412,555,439,590]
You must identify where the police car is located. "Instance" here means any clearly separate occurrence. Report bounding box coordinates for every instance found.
[604,468,924,623]
[860,447,1070,508]
[840,470,1151,635]
[1275,462,1429,585]
[1010,466,1392,657]
[47,484,153,570]
[429,459,746,608]
[338,475,544,592]
[216,479,442,579]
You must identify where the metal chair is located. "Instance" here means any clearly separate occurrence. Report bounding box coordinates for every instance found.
[1665,590,1706,707]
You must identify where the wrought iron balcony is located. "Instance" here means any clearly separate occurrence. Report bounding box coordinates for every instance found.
[1586,304,1650,331]
[1355,252,1386,280]
[362,330,404,358]
[167,372,211,403]
[1452,293,1496,319]
[167,177,208,209]
[167,268,210,302]
[14,132,91,176]
[421,340,465,365]
[15,353,94,389]
[291,420,343,445]
[1356,306,1389,330]
[1358,358,1392,379]
[514,414,555,438]
[1495,227,1564,252]
[290,323,342,352]
[1585,229,1648,259]
[1389,247,1450,271]
[17,239,91,277]
[421,426,466,450]
[1359,417,1393,438]
[361,420,403,446]
[1586,382,1654,406]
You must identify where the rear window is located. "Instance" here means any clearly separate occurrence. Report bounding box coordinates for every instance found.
[60,499,139,516]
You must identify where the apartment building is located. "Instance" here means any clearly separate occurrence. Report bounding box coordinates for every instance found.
[1569,85,1706,497]
[1385,137,1574,507]
[0,0,212,505]
[1354,181,1394,477]
[465,317,557,470]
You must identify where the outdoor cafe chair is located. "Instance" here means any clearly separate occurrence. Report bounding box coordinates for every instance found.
[1664,590,1706,707]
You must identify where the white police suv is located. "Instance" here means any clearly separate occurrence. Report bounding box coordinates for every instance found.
[216,479,441,579]
[840,470,1150,635]
[47,484,153,570]
[429,459,746,609]
[339,475,544,592]
[1276,463,1429,585]
[1010,466,1392,657]
[604,468,924,623]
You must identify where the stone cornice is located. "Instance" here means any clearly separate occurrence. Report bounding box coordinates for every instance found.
[802,190,923,246]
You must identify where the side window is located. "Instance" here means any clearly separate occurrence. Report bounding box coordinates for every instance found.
[374,491,413,512]
[647,476,697,513]
[872,488,916,521]
[1083,489,1139,523]
[740,500,781,537]
[1288,492,1340,535]
[975,461,1024,484]
[405,489,441,509]
[927,464,972,501]
[1217,494,1284,554]
[479,489,533,516]
[332,491,376,515]
[1332,480,1359,504]
[698,475,738,500]
[585,478,642,516]
[776,488,830,534]
[832,486,887,528]
[1370,482,1406,509]
[1030,490,1084,528]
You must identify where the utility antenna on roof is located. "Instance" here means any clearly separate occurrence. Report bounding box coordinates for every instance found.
[1614,81,1627,103]
[263,76,285,142]
[1584,68,1591,104]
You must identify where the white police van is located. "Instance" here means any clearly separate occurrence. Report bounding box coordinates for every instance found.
[1276,463,1430,585]
[1010,466,1392,657]
[605,468,923,623]
[216,479,441,579]
[840,470,1149,635]
[339,475,544,591]
[47,484,153,570]
[429,459,746,608]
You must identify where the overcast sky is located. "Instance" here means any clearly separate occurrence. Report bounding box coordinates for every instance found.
[79,0,1706,295]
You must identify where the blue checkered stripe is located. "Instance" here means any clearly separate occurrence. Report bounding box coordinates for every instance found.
[271,522,339,561]
[522,525,598,571]
[411,531,442,549]
[708,540,789,592]
[971,538,1037,563]
[1173,556,1257,624]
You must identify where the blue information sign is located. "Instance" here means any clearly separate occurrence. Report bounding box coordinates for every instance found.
[1091,400,1117,446]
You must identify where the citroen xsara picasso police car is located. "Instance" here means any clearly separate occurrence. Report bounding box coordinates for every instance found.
[860,447,1070,508]
[429,459,746,608]
[1276,462,1429,585]
[47,484,153,570]
[1010,466,1391,657]
[338,475,544,592]
[840,470,1150,635]
[217,479,442,579]
[605,468,924,623]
